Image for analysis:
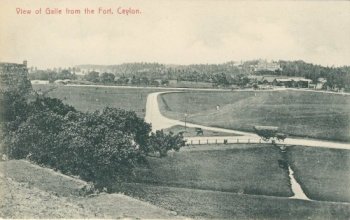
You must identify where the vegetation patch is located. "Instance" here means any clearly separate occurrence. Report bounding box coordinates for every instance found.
[2,75,185,190]
[287,146,350,203]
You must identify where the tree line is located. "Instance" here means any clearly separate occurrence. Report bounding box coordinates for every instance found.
[29,60,350,91]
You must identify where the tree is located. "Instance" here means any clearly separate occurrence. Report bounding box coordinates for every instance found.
[116,76,129,85]
[253,126,288,145]
[161,79,169,86]
[253,126,278,142]
[131,76,141,85]
[57,70,76,80]
[140,77,150,85]
[57,111,142,189]
[100,72,115,84]
[150,80,160,87]
[5,111,66,162]
[233,74,250,88]
[99,107,151,150]
[84,71,100,83]
[147,130,186,157]
[29,96,76,116]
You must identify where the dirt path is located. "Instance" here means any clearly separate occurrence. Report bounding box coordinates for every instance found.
[145,91,350,150]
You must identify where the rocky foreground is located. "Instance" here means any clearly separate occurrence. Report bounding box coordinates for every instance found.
[0,160,184,219]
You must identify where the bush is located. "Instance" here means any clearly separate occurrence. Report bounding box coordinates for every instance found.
[3,95,158,189]
[2,77,185,189]
[0,91,29,124]
[5,111,65,162]
[56,111,142,188]
[28,96,76,116]
[148,130,186,157]
[99,107,151,149]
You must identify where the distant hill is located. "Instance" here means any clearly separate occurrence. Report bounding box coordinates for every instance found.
[75,60,350,90]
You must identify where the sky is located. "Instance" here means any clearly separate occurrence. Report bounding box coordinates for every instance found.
[0,0,349,69]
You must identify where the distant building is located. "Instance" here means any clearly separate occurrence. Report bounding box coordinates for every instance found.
[254,60,281,72]
[249,75,311,88]
[315,78,327,90]
[54,79,72,85]
[31,80,49,85]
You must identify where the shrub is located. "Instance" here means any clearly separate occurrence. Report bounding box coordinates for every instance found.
[57,111,142,188]
[0,91,29,124]
[28,96,76,116]
[6,111,65,163]
[99,107,151,150]
[148,130,186,157]
[2,82,185,189]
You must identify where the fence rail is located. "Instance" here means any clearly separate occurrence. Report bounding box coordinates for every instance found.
[185,137,266,145]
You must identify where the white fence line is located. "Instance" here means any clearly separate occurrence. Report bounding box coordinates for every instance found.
[185,138,266,145]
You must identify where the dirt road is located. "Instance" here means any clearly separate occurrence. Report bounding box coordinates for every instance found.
[145,91,350,150]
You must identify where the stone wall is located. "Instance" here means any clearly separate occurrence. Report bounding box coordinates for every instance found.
[0,61,32,94]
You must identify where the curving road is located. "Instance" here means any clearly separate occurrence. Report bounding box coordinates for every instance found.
[145,91,350,150]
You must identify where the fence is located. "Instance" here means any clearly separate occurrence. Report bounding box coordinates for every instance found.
[184,137,266,145]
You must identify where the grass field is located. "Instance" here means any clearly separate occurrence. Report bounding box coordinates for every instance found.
[32,84,162,117]
[120,183,350,219]
[287,146,350,203]
[159,90,350,142]
[133,144,292,197]
[115,144,350,219]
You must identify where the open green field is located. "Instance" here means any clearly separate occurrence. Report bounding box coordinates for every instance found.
[133,145,292,197]
[120,183,350,219]
[32,84,163,117]
[115,144,350,219]
[287,146,350,203]
[159,90,350,142]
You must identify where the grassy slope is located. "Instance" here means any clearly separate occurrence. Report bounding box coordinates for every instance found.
[0,160,87,197]
[0,160,182,219]
[0,175,97,218]
[122,144,350,219]
[32,84,162,117]
[133,145,292,197]
[287,146,350,203]
[159,90,350,142]
[121,183,350,220]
